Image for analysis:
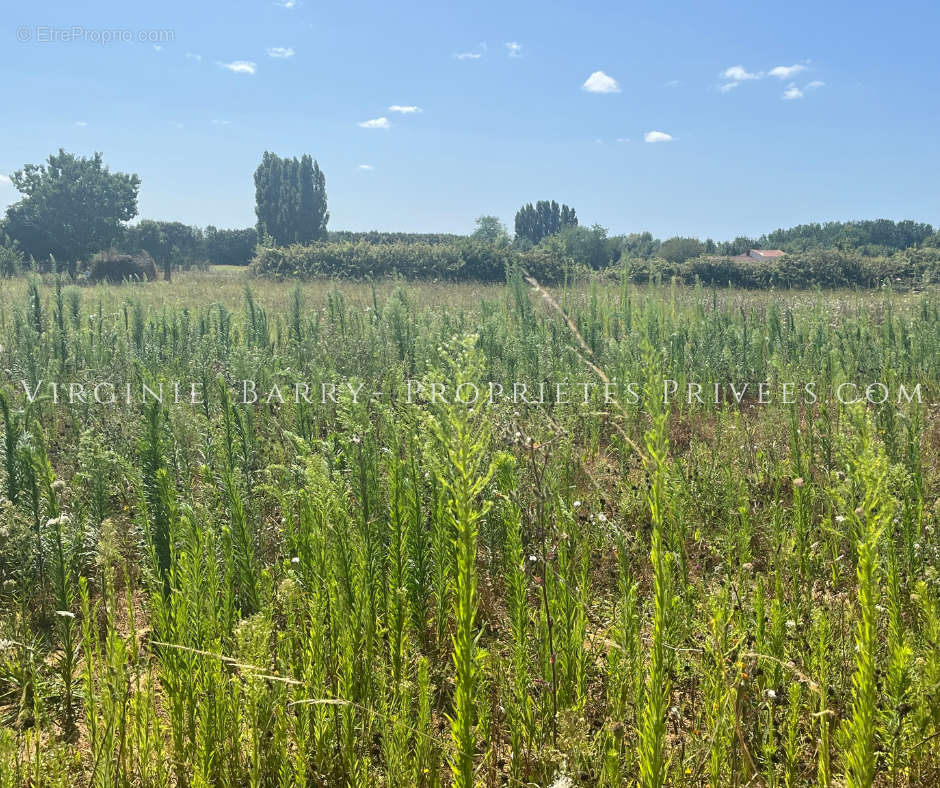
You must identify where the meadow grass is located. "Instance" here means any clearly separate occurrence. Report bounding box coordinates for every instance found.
[0,267,938,786]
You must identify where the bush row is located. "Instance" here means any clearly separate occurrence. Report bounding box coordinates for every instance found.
[326,230,466,245]
[250,239,569,283]
[251,239,940,289]
[621,247,940,289]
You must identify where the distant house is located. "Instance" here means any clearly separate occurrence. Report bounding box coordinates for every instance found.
[731,249,786,261]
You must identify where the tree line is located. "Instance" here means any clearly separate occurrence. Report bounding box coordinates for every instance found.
[1,147,939,282]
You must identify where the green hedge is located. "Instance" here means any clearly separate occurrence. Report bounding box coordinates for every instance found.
[251,240,940,289]
[621,247,940,289]
[326,231,466,245]
[250,239,573,284]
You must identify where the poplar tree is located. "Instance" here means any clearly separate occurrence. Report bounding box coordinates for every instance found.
[513,199,577,245]
[254,152,328,245]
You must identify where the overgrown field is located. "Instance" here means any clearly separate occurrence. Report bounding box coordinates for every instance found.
[0,269,939,787]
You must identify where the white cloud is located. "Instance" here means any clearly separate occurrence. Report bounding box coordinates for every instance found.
[644,130,673,143]
[388,105,422,114]
[769,64,807,80]
[719,63,820,96]
[74,121,87,127]
[275,0,299,7]
[358,117,390,129]
[220,60,257,74]
[153,44,163,52]
[358,164,374,171]
[505,41,522,58]
[267,47,295,58]
[722,65,761,81]
[582,70,620,93]
[0,174,12,185]
[185,52,202,61]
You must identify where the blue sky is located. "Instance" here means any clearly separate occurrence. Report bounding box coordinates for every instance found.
[2,0,939,239]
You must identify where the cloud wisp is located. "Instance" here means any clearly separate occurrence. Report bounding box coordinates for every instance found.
[219,60,257,75]
[505,41,523,58]
[454,43,486,60]
[644,130,674,143]
[267,47,295,58]
[388,105,422,114]
[358,117,390,129]
[358,164,374,171]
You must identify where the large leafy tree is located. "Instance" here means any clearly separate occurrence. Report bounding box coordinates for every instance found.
[254,152,328,245]
[4,149,140,272]
[513,200,577,245]
[557,223,615,269]
[658,236,705,264]
[471,215,509,245]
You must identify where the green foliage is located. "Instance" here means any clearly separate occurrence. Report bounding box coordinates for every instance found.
[250,237,544,282]
[80,249,157,283]
[471,215,509,245]
[3,149,140,271]
[205,225,258,266]
[618,246,940,288]
[514,199,578,245]
[556,223,617,269]
[0,236,24,278]
[254,151,328,245]
[638,376,674,788]
[0,272,938,785]
[763,218,935,254]
[327,230,464,245]
[658,236,705,264]
[121,219,206,276]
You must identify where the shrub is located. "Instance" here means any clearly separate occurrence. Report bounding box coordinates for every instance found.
[249,238,573,284]
[326,230,465,245]
[610,247,940,289]
[81,249,157,283]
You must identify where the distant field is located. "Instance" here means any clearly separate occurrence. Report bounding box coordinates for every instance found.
[0,270,938,786]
